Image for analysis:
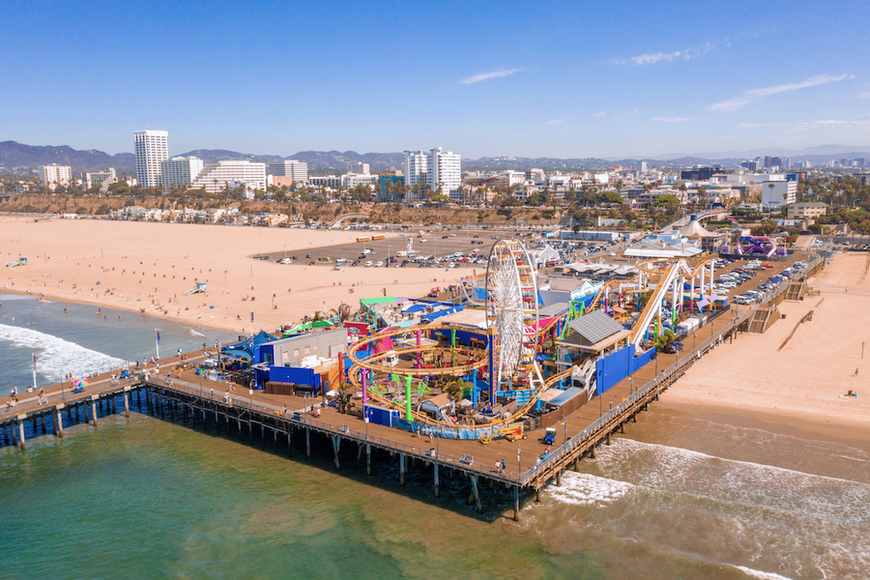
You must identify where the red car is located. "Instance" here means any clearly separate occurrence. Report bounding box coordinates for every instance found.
[761,263,774,268]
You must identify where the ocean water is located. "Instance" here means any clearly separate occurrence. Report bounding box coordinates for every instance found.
[2,295,869,579]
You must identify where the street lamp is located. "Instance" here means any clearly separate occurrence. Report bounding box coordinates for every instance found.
[364,415,369,441]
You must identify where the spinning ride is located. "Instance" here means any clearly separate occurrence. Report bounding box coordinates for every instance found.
[485,240,544,398]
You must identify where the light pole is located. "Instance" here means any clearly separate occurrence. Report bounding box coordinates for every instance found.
[562,414,567,445]
[249,388,253,410]
[364,416,369,441]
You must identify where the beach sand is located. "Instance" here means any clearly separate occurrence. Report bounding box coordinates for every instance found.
[0,216,469,334]
[659,251,870,448]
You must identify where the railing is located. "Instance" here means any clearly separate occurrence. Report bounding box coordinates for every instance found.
[516,256,825,487]
[150,379,519,484]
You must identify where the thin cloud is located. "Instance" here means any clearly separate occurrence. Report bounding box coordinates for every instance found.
[594,111,606,117]
[738,118,870,128]
[707,74,853,112]
[460,68,522,84]
[613,41,715,65]
[547,118,567,125]
[650,116,696,122]
[859,92,870,99]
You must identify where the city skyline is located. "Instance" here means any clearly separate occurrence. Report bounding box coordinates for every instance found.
[2,0,868,159]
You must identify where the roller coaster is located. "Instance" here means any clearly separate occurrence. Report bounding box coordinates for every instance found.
[344,241,720,434]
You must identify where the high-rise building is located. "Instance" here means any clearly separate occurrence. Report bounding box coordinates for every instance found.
[134,130,169,188]
[191,160,267,193]
[347,162,369,174]
[82,168,116,190]
[161,157,204,189]
[637,160,648,173]
[41,164,72,190]
[402,147,461,202]
[269,160,308,183]
[741,160,759,172]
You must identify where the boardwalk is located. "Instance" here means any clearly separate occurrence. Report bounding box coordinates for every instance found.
[0,255,822,519]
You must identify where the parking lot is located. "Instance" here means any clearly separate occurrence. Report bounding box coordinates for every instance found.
[251,228,516,270]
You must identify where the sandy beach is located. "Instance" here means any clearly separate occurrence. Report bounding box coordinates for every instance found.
[0,216,469,334]
[4,214,868,446]
[660,251,870,448]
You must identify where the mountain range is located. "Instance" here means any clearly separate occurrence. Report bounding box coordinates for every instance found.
[1,140,868,176]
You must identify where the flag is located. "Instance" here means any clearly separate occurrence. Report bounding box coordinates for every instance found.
[251,311,254,323]
[156,330,161,344]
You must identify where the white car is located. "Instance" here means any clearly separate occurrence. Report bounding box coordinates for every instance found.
[375,261,384,267]
[364,261,373,267]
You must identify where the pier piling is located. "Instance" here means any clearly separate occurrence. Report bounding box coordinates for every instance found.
[331,435,341,470]
[366,443,371,475]
[513,486,520,521]
[17,417,26,451]
[468,474,482,512]
[434,463,440,497]
[91,397,98,428]
[55,406,64,438]
[399,454,406,486]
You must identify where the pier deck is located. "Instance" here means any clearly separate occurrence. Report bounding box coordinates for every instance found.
[1,256,821,518]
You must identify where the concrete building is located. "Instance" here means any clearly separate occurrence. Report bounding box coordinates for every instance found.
[403,147,461,202]
[785,201,827,220]
[761,179,797,210]
[134,130,169,188]
[347,162,369,174]
[191,160,267,194]
[41,164,72,190]
[161,157,203,189]
[269,160,308,183]
[637,160,648,173]
[82,168,116,190]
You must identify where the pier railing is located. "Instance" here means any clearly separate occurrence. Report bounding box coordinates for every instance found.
[517,257,823,487]
[151,379,520,484]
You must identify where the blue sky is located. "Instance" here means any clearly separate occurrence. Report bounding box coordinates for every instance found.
[2,0,868,158]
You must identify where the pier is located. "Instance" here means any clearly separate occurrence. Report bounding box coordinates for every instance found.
[1,256,823,520]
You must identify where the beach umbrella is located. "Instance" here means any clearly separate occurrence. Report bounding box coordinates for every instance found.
[73,377,88,389]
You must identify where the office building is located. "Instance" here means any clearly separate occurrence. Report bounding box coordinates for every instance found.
[82,168,116,190]
[378,169,404,202]
[347,162,369,174]
[161,157,204,189]
[761,179,797,209]
[134,130,169,188]
[191,160,267,194]
[41,164,72,190]
[269,160,308,183]
[637,160,648,173]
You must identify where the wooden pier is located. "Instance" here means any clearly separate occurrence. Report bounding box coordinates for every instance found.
[0,257,822,520]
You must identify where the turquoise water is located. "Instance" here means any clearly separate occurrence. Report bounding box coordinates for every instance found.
[2,295,869,579]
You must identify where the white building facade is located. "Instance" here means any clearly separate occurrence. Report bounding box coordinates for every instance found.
[161,157,204,189]
[41,164,72,190]
[269,160,308,182]
[134,130,169,188]
[402,147,461,202]
[191,160,267,194]
[761,179,797,210]
[82,168,116,190]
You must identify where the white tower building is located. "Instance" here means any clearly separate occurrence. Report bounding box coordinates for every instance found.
[134,130,169,188]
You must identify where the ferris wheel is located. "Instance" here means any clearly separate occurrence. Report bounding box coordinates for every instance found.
[485,239,543,394]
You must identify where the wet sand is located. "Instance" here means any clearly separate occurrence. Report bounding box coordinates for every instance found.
[0,216,469,334]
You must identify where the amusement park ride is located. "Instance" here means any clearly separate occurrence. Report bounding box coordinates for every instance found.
[345,238,722,440]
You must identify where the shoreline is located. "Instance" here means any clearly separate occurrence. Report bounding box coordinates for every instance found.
[653,399,870,453]
[0,217,468,335]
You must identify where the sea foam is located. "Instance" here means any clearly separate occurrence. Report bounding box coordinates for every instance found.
[0,323,126,383]
[546,472,633,507]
